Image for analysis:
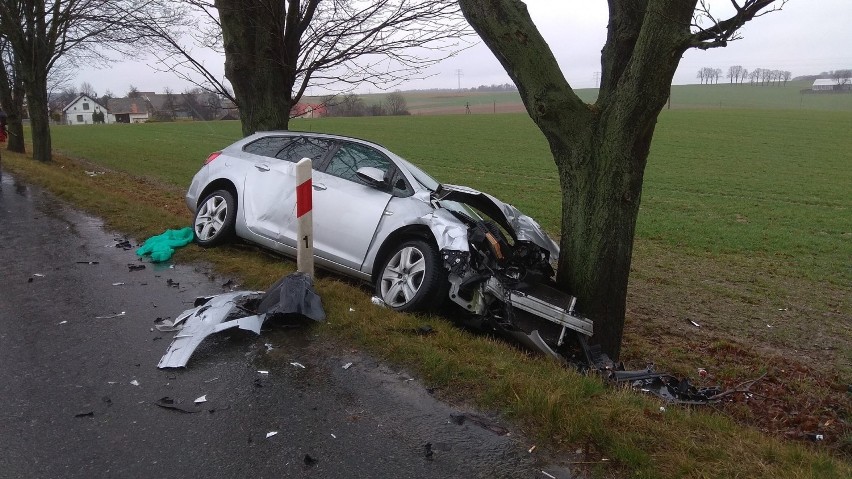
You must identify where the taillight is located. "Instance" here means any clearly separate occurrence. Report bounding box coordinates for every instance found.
[204,152,222,165]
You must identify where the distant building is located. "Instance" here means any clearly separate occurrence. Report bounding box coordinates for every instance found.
[291,103,327,118]
[62,95,113,125]
[108,97,151,123]
[812,78,852,91]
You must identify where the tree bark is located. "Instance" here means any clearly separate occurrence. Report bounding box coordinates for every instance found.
[215,0,297,136]
[25,72,51,162]
[459,0,696,358]
[0,54,25,153]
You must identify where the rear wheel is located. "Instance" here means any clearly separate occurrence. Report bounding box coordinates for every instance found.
[376,239,445,311]
[194,189,236,247]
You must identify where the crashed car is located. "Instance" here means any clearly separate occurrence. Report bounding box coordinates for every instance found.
[187,131,592,358]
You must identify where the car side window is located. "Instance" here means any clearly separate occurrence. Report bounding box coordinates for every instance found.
[325,142,392,182]
[243,136,332,165]
[243,136,293,158]
[276,137,334,163]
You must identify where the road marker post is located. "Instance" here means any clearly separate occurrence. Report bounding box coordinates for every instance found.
[295,158,314,278]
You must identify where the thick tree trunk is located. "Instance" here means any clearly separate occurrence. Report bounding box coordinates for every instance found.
[553,119,657,359]
[26,76,51,162]
[458,0,697,360]
[0,54,24,153]
[216,0,297,136]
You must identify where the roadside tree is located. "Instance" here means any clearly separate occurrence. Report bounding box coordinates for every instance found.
[457,0,785,358]
[0,1,178,162]
[0,36,25,152]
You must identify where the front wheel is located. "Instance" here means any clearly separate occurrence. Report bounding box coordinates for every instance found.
[376,239,446,311]
[194,189,236,247]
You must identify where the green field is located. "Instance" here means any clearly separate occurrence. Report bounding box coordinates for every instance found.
[331,80,852,114]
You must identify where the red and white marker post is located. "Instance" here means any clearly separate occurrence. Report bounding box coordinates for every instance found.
[295,158,314,278]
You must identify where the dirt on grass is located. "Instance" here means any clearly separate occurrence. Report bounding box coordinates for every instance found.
[622,243,851,455]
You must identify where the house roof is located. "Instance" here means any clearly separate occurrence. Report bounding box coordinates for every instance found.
[62,95,107,113]
[812,78,851,87]
[107,98,149,115]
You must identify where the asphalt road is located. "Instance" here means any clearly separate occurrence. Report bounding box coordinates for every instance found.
[0,172,571,479]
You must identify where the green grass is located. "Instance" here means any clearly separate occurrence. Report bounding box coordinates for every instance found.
[324,81,852,114]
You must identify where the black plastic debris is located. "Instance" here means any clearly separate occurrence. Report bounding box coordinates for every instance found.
[303,454,318,466]
[449,413,466,425]
[166,279,179,288]
[115,239,133,250]
[74,411,94,418]
[76,261,99,265]
[424,442,434,460]
[257,272,326,321]
[608,369,722,404]
[128,264,146,272]
[154,397,201,413]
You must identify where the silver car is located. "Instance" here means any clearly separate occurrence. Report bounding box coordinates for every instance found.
[187,131,593,358]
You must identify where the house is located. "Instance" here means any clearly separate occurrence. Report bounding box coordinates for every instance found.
[107,97,152,123]
[291,103,327,118]
[812,78,852,91]
[62,95,113,125]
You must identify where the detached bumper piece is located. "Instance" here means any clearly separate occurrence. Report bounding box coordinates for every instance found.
[158,273,325,368]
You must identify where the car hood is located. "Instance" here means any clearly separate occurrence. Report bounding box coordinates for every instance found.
[434,184,560,260]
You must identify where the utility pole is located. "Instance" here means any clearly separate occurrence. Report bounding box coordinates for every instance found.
[455,69,463,90]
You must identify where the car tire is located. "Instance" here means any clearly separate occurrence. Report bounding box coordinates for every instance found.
[193,189,237,247]
[376,239,446,312]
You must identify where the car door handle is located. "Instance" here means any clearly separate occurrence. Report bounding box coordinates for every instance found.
[255,164,270,172]
[312,183,327,191]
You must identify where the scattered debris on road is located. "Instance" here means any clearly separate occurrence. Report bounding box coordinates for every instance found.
[157,272,325,368]
[155,397,201,413]
[96,311,126,319]
[127,264,146,272]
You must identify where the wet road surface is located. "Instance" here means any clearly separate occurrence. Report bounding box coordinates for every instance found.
[0,172,571,478]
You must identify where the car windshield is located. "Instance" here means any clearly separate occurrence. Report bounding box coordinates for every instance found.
[394,157,441,192]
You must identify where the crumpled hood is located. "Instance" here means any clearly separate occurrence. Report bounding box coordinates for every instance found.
[434,184,560,260]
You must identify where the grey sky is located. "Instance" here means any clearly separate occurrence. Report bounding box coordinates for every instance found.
[75,0,851,97]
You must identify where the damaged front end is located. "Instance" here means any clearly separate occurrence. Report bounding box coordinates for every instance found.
[431,185,593,361]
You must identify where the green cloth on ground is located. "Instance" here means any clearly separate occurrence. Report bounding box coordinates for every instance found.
[136,227,194,262]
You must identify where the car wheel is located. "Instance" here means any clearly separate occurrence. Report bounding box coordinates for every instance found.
[377,239,445,311]
[194,189,236,247]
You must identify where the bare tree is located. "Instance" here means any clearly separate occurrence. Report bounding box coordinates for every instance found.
[727,65,743,84]
[385,92,409,116]
[697,68,706,84]
[0,1,179,162]
[457,0,785,358]
[80,82,97,98]
[146,0,470,135]
[739,68,748,84]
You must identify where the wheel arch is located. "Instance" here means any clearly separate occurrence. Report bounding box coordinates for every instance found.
[370,225,436,284]
[198,179,239,210]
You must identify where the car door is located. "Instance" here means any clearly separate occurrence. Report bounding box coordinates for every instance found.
[312,141,406,270]
[242,135,333,247]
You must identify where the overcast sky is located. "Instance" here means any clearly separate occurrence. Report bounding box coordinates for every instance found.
[75,0,851,97]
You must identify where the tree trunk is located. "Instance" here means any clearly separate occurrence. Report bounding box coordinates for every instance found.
[0,53,24,153]
[26,75,51,162]
[216,0,297,136]
[457,0,697,360]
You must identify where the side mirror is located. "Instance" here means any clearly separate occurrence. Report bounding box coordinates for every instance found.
[356,167,387,188]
